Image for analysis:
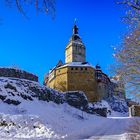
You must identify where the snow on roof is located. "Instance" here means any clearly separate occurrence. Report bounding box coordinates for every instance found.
[57,62,95,69]
[48,62,95,74]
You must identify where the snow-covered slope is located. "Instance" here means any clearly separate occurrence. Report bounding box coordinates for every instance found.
[92,99,128,117]
[107,96,128,113]
[0,77,138,140]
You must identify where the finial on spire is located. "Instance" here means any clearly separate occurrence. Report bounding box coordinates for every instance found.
[73,18,78,34]
[74,18,77,25]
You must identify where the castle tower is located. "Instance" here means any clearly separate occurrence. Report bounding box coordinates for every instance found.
[65,24,86,63]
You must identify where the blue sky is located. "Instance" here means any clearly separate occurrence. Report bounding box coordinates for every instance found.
[0,0,127,83]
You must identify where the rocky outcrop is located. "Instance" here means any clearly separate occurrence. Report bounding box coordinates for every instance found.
[107,96,128,113]
[64,91,88,110]
[0,68,38,82]
[86,107,107,117]
[4,99,21,105]
[0,77,107,117]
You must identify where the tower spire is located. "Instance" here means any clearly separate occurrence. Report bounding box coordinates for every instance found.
[65,22,86,63]
[73,19,78,34]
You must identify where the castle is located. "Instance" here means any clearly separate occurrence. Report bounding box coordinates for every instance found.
[44,24,125,102]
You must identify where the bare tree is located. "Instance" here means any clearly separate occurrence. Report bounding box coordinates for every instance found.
[113,0,140,99]
[117,0,140,10]
[113,27,140,98]
[4,0,56,18]
[117,0,140,25]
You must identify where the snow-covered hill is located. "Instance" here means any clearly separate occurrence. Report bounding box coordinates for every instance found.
[0,77,138,140]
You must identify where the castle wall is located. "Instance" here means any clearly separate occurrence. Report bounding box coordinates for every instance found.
[72,43,85,62]
[65,42,86,63]
[47,66,99,102]
[67,66,98,102]
[48,67,68,91]
[129,105,140,117]
[0,68,38,82]
[65,45,73,63]
[97,83,106,100]
[54,67,68,91]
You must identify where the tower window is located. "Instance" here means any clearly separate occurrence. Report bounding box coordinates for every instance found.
[75,67,78,70]
[81,68,83,70]
[85,68,87,70]
[71,68,73,70]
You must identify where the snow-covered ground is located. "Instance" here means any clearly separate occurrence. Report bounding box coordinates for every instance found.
[0,77,139,140]
[0,100,139,140]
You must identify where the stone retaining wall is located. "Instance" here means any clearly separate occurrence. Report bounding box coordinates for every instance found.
[0,68,38,82]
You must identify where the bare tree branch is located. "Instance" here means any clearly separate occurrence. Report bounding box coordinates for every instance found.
[117,1,140,10]
[5,0,56,18]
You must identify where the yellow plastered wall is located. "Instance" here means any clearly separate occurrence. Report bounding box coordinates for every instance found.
[47,66,99,102]
[67,66,98,102]
[65,45,73,63]
[48,67,68,92]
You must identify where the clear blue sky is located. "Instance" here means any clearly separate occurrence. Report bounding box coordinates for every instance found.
[0,0,127,83]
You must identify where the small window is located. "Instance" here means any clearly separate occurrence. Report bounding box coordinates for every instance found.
[85,68,87,70]
[75,67,78,70]
[71,67,73,70]
[81,68,83,70]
